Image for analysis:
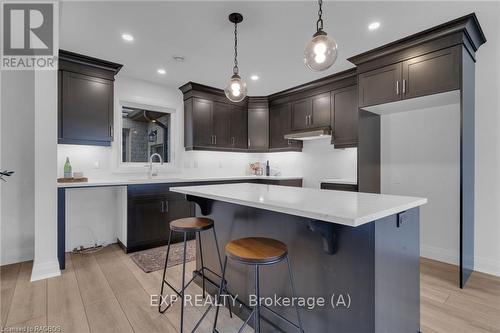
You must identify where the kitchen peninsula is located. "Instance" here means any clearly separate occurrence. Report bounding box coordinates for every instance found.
[172,183,427,332]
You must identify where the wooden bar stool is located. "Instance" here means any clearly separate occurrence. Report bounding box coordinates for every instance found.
[213,237,305,333]
[158,217,231,333]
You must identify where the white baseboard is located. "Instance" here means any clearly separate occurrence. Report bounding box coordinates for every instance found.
[474,255,500,277]
[421,244,500,277]
[0,247,34,266]
[30,260,61,282]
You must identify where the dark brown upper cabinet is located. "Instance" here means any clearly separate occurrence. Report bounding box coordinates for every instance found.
[247,97,269,151]
[212,101,231,147]
[230,105,248,149]
[402,47,460,99]
[269,103,302,151]
[332,85,358,148]
[190,98,213,147]
[291,92,331,131]
[291,98,311,131]
[58,50,122,146]
[359,63,402,108]
[357,46,461,108]
[180,82,248,151]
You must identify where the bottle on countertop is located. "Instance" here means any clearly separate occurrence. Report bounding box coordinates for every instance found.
[265,160,270,176]
[64,157,72,178]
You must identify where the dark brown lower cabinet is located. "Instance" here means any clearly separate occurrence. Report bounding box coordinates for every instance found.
[127,185,195,252]
[126,179,302,252]
[320,182,358,192]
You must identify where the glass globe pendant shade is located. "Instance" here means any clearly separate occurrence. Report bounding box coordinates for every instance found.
[224,74,247,102]
[304,32,338,71]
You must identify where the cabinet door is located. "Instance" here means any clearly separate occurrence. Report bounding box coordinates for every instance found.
[332,85,358,148]
[192,98,213,147]
[60,71,113,145]
[270,103,291,148]
[128,197,168,248]
[248,107,269,150]
[402,47,460,100]
[358,63,402,107]
[212,102,231,147]
[291,98,312,130]
[311,92,331,127]
[230,105,248,149]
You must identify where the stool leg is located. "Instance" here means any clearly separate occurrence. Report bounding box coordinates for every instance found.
[212,256,228,333]
[254,265,261,333]
[212,227,233,318]
[286,256,304,333]
[197,231,206,299]
[159,230,173,313]
[180,232,188,333]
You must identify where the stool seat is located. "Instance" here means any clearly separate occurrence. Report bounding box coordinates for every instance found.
[170,217,214,232]
[225,237,288,265]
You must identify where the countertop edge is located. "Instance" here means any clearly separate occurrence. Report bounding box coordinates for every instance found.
[170,186,427,227]
[57,175,303,188]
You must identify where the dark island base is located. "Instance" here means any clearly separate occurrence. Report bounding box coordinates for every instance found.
[190,199,420,333]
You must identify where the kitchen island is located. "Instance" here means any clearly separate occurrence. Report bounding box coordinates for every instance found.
[171,183,427,332]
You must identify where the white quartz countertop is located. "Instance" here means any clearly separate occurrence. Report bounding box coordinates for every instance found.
[57,175,303,188]
[320,178,358,185]
[171,183,427,227]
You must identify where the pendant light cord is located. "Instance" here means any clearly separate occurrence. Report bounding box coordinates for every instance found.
[316,0,324,32]
[233,21,239,74]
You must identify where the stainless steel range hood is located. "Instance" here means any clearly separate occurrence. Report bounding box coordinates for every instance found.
[284,127,332,141]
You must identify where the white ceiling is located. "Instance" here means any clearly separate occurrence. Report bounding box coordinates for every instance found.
[59,1,494,95]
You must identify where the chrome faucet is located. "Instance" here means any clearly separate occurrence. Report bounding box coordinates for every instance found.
[147,153,163,178]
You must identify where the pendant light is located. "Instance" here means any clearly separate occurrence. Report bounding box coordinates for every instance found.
[304,0,338,71]
[224,13,247,102]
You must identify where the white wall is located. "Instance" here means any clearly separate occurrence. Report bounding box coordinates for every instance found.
[58,75,356,184]
[58,75,357,250]
[471,4,500,276]
[381,104,461,266]
[0,71,36,265]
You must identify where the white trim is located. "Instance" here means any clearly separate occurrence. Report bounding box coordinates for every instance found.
[1,247,34,266]
[30,260,61,282]
[475,255,500,277]
[114,99,179,173]
[420,244,458,265]
[421,244,500,277]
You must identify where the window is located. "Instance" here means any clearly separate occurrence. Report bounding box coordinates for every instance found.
[121,106,171,163]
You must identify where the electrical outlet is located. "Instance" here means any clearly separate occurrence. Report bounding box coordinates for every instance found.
[93,161,100,169]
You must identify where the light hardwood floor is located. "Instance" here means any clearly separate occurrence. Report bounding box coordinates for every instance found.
[1,246,499,333]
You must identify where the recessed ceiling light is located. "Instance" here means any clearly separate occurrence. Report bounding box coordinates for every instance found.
[121,33,134,42]
[368,22,381,31]
[157,68,166,75]
[250,75,259,81]
[172,55,185,62]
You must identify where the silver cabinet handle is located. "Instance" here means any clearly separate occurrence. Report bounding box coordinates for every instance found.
[214,135,217,145]
[109,124,114,139]
[164,200,169,212]
[231,137,235,145]
[396,81,400,95]
[160,201,164,213]
[402,79,406,94]
[248,138,251,147]
[305,115,308,126]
